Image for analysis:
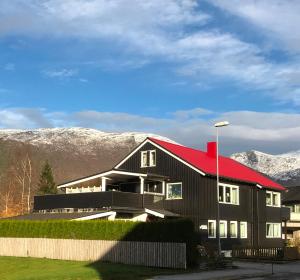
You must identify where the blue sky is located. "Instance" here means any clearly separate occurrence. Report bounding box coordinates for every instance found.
[1,0,300,154]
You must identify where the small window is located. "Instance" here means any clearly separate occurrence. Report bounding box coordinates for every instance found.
[208,220,216,238]
[230,221,237,238]
[166,182,182,200]
[266,191,281,207]
[266,223,281,238]
[218,183,239,205]
[240,222,247,238]
[219,220,227,238]
[141,150,156,167]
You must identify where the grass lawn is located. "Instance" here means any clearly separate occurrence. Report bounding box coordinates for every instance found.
[0,257,181,280]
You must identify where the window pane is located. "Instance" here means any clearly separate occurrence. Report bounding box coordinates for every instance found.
[150,151,156,166]
[167,183,182,199]
[220,221,227,238]
[208,221,215,237]
[232,188,238,204]
[142,152,148,167]
[225,187,231,203]
[272,193,280,206]
[218,185,224,202]
[273,224,280,238]
[240,222,247,238]
[295,205,300,213]
[266,192,272,206]
[230,222,237,238]
[144,181,162,193]
[267,224,273,237]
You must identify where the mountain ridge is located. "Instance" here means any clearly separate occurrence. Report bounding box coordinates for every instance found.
[231,150,300,186]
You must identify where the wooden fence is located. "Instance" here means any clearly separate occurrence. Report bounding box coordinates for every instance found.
[0,238,186,269]
[232,247,284,259]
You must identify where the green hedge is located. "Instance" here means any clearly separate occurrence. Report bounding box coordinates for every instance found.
[0,219,197,265]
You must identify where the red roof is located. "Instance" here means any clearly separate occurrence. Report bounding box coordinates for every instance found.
[149,138,285,191]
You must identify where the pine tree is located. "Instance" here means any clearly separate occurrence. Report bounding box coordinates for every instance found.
[38,160,57,194]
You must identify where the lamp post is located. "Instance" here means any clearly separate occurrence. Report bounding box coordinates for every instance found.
[214,121,230,257]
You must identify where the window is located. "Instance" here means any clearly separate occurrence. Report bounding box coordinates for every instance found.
[140,150,156,167]
[266,191,281,207]
[144,181,163,195]
[166,182,182,199]
[219,220,227,238]
[218,183,239,205]
[208,220,216,238]
[240,222,247,239]
[230,221,237,238]
[266,223,281,238]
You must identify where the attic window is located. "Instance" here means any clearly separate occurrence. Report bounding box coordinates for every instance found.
[141,150,156,167]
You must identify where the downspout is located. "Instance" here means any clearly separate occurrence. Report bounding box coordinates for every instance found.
[256,189,259,247]
[251,187,254,247]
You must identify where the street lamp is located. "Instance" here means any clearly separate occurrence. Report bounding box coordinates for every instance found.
[214,121,229,257]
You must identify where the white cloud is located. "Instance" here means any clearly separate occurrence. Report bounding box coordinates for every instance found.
[43,68,78,79]
[0,107,300,155]
[209,0,300,53]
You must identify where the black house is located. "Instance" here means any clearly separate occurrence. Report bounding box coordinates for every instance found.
[32,137,289,250]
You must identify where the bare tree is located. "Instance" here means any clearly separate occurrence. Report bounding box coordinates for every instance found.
[26,156,32,212]
[15,158,27,214]
[14,154,33,213]
[0,181,14,216]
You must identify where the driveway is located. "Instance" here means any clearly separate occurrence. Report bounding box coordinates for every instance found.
[152,261,300,280]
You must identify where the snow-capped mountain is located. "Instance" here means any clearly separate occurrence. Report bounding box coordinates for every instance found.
[231,150,300,186]
[0,127,172,154]
[0,128,173,187]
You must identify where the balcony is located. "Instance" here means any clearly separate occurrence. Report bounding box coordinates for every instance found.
[34,191,165,211]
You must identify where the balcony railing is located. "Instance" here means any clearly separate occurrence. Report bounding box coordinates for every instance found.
[34,191,165,211]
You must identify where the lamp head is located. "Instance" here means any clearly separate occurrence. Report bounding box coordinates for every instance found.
[214,121,230,127]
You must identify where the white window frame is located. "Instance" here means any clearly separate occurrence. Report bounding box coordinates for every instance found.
[266,223,281,238]
[208,220,216,238]
[141,150,156,167]
[143,181,164,196]
[240,221,247,239]
[230,221,238,238]
[219,220,227,238]
[266,191,281,207]
[218,183,239,205]
[166,182,182,200]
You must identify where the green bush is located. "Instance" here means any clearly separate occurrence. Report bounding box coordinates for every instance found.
[0,219,196,266]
